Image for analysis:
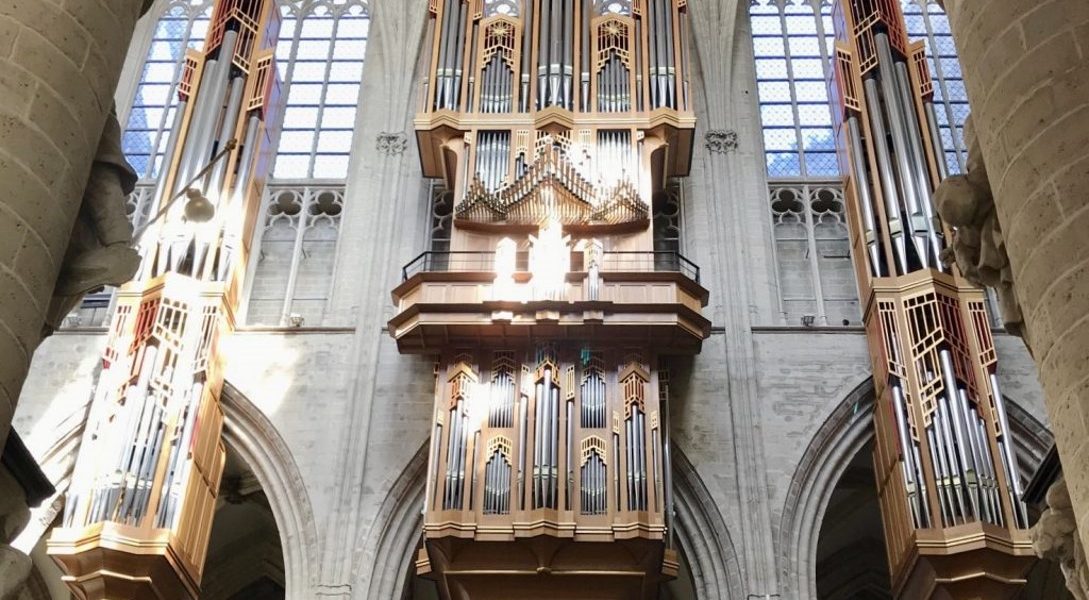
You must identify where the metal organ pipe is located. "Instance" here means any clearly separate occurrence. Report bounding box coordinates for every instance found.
[862,77,909,275]
[894,61,943,268]
[517,393,527,509]
[874,33,929,269]
[990,374,1028,527]
[562,0,573,109]
[938,350,978,520]
[662,0,676,109]
[521,1,533,111]
[180,30,238,193]
[581,0,591,110]
[891,383,926,527]
[846,115,884,277]
[924,102,948,180]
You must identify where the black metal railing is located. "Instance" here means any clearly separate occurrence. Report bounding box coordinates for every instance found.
[401,250,700,283]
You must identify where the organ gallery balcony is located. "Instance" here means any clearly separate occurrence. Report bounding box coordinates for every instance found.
[388,246,710,355]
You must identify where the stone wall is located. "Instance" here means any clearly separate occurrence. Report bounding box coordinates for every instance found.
[7,0,1058,598]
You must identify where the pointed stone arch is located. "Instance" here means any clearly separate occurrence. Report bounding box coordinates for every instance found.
[356,440,743,599]
[671,445,746,599]
[777,377,1055,599]
[220,382,320,598]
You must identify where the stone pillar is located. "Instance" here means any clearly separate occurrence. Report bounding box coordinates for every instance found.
[0,1,147,451]
[941,0,1089,554]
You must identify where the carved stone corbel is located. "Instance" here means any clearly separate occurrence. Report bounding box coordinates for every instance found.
[933,114,1026,342]
[704,129,738,154]
[1032,478,1089,599]
[376,131,409,155]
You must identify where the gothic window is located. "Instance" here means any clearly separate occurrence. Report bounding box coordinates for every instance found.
[245,0,371,325]
[122,1,214,181]
[750,0,838,178]
[750,0,859,326]
[272,1,370,180]
[901,0,969,174]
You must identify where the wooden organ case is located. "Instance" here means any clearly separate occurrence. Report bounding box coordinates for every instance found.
[396,0,705,598]
[47,1,284,598]
[827,1,1035,597]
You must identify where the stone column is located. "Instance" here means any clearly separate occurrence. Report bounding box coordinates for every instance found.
[0,1,147,450]
[941,0,1089,553]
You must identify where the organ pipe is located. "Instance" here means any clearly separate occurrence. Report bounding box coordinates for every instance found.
[49,3,284,597]
[828,0,1034,592]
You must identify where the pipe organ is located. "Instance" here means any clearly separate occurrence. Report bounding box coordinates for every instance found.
[828,1,1034,596]
[47,2,284,598]
[402,1,701,597]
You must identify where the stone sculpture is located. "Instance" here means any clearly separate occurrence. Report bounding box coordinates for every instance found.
[1033,478,1089,599]
[43,108,142,335]
[933,115,1025,342]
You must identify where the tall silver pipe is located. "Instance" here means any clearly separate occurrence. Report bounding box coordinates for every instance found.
[862,76,909,274]
[892,384,923,527]
[562,0,573,109]
[924,102,948,180]
[534,382,544,506]
[938,350,978,519]
[549,0,562,107]
[452,1,468,109]
[566,399,573,510]
[846,115,884,277]
[435,0,453,108]
[537,0,551,109]
[990,373,1028,526]
[875,33,929,268]
[205,75,246,199]
[927,427,953,524]
[934,397,967,520]
[581,0,590,110]
[517,394,527,509]
[663,0,676,108]
[521,0,533,111]
[181,30,238,191]
[980,418,1006,527]
[549,381,558,506]
[150,101,187,215]
[173,58,219,191]
[895,61,943,268]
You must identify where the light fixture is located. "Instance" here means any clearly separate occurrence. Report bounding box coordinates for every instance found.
[182,188,216,223]
[133,139,238,238]
[801,314,816,327]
